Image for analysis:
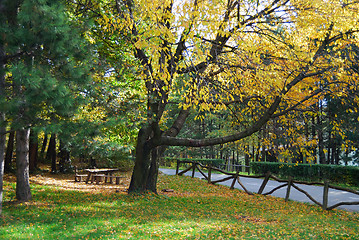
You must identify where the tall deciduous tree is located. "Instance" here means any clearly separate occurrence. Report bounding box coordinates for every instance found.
[82,0,359,193]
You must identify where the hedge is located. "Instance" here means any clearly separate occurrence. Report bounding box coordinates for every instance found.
[250,162,359,186]
[163,157,225,168]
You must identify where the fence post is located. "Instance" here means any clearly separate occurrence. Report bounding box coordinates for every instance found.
[191,162,196,178]
[322,180,329,210]
[230,170,239,189]
[258,172,271,194]
[176,160,179,175]
[208,165,212,184]
[285,176,293,202]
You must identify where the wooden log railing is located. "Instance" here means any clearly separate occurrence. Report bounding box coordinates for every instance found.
[175,160,359,211]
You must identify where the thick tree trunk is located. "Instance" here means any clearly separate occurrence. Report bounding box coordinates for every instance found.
[16,128,32,202]
[129,109,190,194]
[128,126,153,193]
[29,129,38,172]
[4,130,15,172]
[146,147,159,192]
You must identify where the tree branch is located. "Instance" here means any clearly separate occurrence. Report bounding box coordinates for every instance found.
[178,0,290,74]
[163,108,190,137]
[173,0,199,65]
[158,21,340,148]
[159,94,281,147]
[272,88,322,118]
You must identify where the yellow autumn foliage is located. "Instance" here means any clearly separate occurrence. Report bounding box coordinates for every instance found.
[93,0,358,151]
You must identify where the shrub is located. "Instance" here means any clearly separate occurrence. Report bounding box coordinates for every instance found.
[162,157,225,168]
[250,162,359,186]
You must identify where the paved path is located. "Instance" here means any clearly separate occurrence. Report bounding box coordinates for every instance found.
[160,168,359,212]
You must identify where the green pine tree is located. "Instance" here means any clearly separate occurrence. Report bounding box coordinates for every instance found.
[0,0,93,205]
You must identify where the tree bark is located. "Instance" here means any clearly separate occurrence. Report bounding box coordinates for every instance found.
[128,125,153,193]
[0,0,6,214]
[46,134,57,173]
[90,157,97,168]
[40,134,48,161]
[245,145,250,173]
[4,131,15,172]
[334,145,340,165]
[129,109,190,194]
[146,147,159,192]
[29,129,38,172]
[317,115,326,164]
[58,140,71,173]
[16,128,32,202]
[327,131,332,164]
[0,118,5,214]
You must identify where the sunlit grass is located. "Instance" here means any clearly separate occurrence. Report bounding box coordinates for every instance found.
[1,173,358,239]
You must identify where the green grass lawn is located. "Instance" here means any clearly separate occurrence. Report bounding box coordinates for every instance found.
[1,172,358,239]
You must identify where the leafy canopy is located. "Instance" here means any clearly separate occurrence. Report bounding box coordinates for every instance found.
[101,0,359,145]
[1,0,92,129]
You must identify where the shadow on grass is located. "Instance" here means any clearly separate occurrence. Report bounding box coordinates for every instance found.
[1,188,250,239]
[1,174,359,239]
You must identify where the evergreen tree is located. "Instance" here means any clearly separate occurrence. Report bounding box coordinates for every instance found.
[0,0,10,215]
[0,0,92,206]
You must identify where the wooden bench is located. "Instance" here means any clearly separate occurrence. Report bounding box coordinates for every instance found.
[74,168,87,182]
[92,174,106,184]
[108,176,124,185]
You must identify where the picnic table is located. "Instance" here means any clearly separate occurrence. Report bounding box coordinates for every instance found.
[84,168,121,184]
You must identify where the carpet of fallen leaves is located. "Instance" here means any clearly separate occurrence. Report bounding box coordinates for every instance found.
[2,167,359,240]
[3,169,132,195]
[3,168,244,198]
[3,170,223,198]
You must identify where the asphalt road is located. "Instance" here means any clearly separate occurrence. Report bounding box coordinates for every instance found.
[159,168,359,212]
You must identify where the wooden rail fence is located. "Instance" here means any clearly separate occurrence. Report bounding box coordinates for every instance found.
[175,160,359,211]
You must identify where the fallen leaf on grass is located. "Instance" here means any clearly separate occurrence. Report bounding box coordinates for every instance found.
[161,189,174,192]
[234,215,279,225]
